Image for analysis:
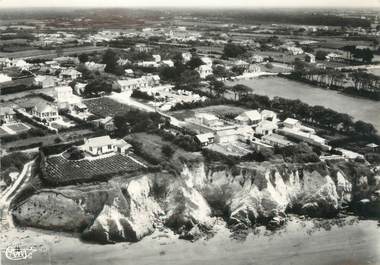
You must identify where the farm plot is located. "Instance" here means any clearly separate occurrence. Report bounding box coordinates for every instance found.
[5,123,31,133]
[0,127,10,137]
[44,153,143,185]
[83,97,133,118]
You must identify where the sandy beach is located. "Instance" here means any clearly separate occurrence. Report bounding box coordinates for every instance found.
[1,217,379,265]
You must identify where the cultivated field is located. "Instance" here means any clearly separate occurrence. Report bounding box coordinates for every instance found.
[83,97,133,118]
[45,153,143,185]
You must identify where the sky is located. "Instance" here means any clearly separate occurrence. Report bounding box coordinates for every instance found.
[0,0,379,8]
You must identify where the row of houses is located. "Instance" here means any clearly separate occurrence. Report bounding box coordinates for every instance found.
[192,109,330,151]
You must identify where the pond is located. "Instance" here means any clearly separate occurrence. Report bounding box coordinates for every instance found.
[226,76,380,132]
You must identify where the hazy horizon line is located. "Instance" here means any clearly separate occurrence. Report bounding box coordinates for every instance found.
[0,5,379,9]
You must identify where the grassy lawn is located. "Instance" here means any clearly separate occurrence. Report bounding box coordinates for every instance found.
[169,104,248,120]
[125,132,202,171]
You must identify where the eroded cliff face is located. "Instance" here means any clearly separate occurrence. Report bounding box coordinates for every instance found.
[12,160,380,243]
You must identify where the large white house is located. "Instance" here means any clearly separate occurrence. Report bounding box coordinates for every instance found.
[32,102,60,123]
[83,136,132,156]
[54,86,81,109]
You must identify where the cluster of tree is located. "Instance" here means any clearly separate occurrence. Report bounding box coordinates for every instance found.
[158,53,202,90]
[225,11,371,28]
[222,42,247,59]
[1,152,30,172]
[291,59,380,99]
[155,129,200,152]
[350,71,380,92]
[202,147,274,166]
[102,49,125,76]
[114,109,165,137]
[161,144,175,158]
[82,77,118,98]
[130,89,154,101]
[342,46,374,63]
[275,143,320,163]
[292,58,346,87]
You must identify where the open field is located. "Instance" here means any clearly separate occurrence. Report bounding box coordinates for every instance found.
[169,105,248,120]
[0,46,108,59]
[45,153,143,185]
[125,132,201,170]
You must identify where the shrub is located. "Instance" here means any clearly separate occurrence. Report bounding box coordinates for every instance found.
[131,89,154,101]
[162,144,175,158]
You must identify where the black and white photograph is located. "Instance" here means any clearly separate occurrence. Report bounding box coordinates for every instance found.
[0,0,379,264]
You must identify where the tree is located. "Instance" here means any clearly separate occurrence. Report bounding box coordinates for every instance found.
[162,144,175,158]
[352,48,374,63]
[177,69,201,89]
[186,56,204,70]
[223,43,246,58]
[83,78,114,98]
[315,50,328,61]
[102,49,123,75]
[342,45,356,60]
[213,65,230,79]
[56,46,64,57]
[354,120,377,136]
[231,84,250,101]
[209,78,225,96]
[78,53,89,63]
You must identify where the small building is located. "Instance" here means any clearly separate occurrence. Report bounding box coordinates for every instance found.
[201,57,213,67]
[0,107,16,124]
[54,86,81,109]
[196,64,212,79]
[124,69,134,77]
[83,135,114,156]
[135,43,152,53]
[235,110,261,125]
[194,113,222,127]
[0,73,12,83]
[283,118,301,129]
[113,139,132,155]
[255,120,278,136]
[161,60,174,67]
[59,68,82,80]
[84,61,106,72]
[195,132,215,147]
[152,54,161,62]
[182,52,192,63]
[215,128,240,144]
[100,116,116,132]
[250,55,264,63]
[83,136,132,156]
[34,75,57,88]
[305,53,316,63]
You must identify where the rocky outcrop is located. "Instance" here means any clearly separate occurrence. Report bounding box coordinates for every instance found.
[12,160,379,243]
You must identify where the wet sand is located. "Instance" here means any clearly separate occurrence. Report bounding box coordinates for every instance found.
[1,217,379,265]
